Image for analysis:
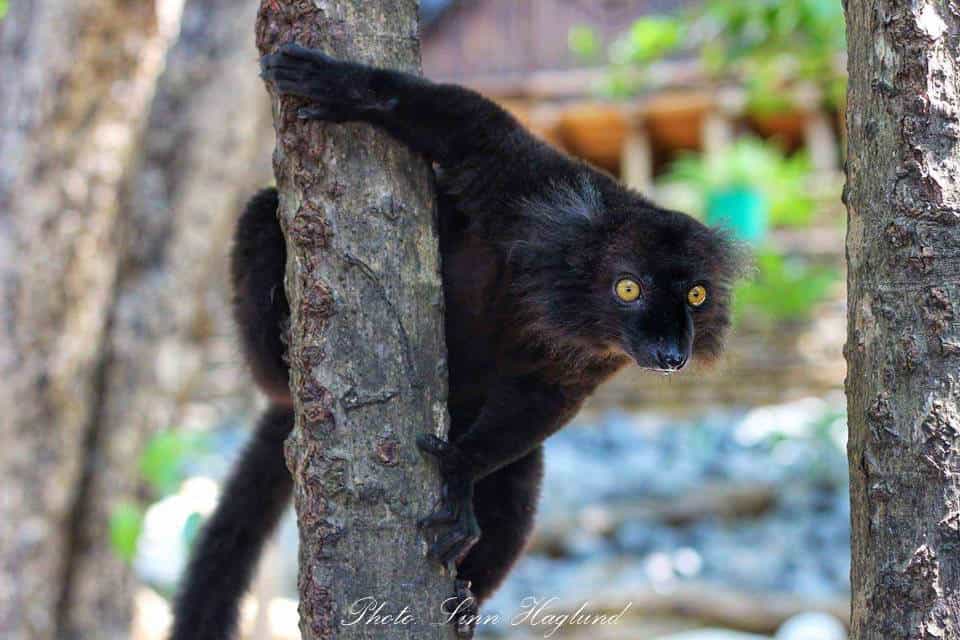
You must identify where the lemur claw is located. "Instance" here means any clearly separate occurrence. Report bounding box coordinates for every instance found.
[430,520,481,569]
[416,433,453,458]
[417,433,481,568]
[450,579,478,639]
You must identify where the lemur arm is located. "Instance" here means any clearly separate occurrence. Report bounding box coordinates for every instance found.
[260,44,543,170]
[445,377,579,480]
[417,377,580,566]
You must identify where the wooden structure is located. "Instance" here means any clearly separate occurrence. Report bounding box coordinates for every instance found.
[422,0,844,189]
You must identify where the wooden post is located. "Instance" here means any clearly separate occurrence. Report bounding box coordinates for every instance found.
[621,121,653,192]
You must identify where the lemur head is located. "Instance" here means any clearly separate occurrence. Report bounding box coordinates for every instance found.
[509,176,748,372]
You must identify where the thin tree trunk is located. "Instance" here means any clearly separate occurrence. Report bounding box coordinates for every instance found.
[0,2,164,638]
[64,0,276,637]
[255,1,455,638]
[844,2,960,638]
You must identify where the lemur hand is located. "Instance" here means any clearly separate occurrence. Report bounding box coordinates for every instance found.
[417,434,482,572]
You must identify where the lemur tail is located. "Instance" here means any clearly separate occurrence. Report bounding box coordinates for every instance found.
[171,188,294,640]
[169,406,293,640]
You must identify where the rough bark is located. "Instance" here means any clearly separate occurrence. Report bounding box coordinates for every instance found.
[255,1,455,638]
[0,2,163,638]
[843,2,960,638]
[63,0,276,637]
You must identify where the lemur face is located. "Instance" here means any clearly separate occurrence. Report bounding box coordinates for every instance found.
[600,210,745,372]
[507,183,746,371]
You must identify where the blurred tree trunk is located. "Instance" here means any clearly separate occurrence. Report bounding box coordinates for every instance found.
[0,2,165,639]
[256,1,455,638]
[0,0,275,637]
[844,2,960,638]
[67,0,276,636]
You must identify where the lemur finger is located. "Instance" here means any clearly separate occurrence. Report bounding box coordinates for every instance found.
[418,504,459,528]
[451,579,478,640]
[297,106,334,120]
[429,528,480,568]
[277,42,339,65]
[416,433,453,458]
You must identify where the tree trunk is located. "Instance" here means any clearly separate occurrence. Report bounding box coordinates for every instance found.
[65,0,276,636]
[255,1,455,638]
[0,2,164,638]
[844,2,960,638]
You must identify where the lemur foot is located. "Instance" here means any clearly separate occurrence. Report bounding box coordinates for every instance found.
[417,434,481,571]
[446,578,478,639]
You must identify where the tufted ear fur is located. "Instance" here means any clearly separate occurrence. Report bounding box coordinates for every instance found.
[504,176,608,270]
[520,175,604,227]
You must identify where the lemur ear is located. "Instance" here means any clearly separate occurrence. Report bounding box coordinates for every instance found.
[522,175,604,227]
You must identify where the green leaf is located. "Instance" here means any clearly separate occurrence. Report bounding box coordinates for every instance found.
[625,17,683,64]
[659,137,815,229]
[733,249,838,322]
[568,25,601,61]
[139,430,205,496]
[109,502,144,564]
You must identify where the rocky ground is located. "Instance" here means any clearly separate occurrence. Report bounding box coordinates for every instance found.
[134,393,851,639]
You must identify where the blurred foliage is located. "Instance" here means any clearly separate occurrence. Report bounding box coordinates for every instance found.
[757,404,847,489]
[140,430,207,495]
[571,17,685,97]
[734,249,838,324]
[698,0,847,110]
[568,25,601,62]
[108,429,208,564]
[109,501,145,564]
[0,1,7,20]
[570,0,846,109]
[610,17,685,66]
[660,137,815,228]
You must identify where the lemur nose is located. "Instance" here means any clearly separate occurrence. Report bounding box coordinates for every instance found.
[656,349,687,371]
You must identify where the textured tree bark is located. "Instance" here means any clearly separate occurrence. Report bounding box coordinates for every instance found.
[0,2,163,638]
[256,1,455,638]
[844,2,960,639]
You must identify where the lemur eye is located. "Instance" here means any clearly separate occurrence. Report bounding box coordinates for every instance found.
[615,278,641,302]
[687,285,708,307]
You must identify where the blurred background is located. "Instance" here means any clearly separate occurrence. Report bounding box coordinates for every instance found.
[1,1,849,639]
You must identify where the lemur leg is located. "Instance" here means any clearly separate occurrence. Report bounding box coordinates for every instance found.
[230,187,291,406]
[260,44,554,172]
[459,446,543,601]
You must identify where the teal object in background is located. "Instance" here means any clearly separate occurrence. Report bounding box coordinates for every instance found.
[705,187,768,243]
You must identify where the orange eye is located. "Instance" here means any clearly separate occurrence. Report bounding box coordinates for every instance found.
[687,285,707,307]
[615,278,641,302]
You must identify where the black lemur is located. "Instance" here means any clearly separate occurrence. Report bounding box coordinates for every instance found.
[171,43,745,640]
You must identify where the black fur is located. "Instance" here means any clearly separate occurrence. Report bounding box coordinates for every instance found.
[170,406,293,640]
[230,188,290,407]
[171,43,746,639]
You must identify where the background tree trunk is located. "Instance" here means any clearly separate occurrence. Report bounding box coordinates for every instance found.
[844,2,960,638]
[0,0,276,636]
[255,1,456,638]
[0,2,165,638]
[65,0,276,636]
